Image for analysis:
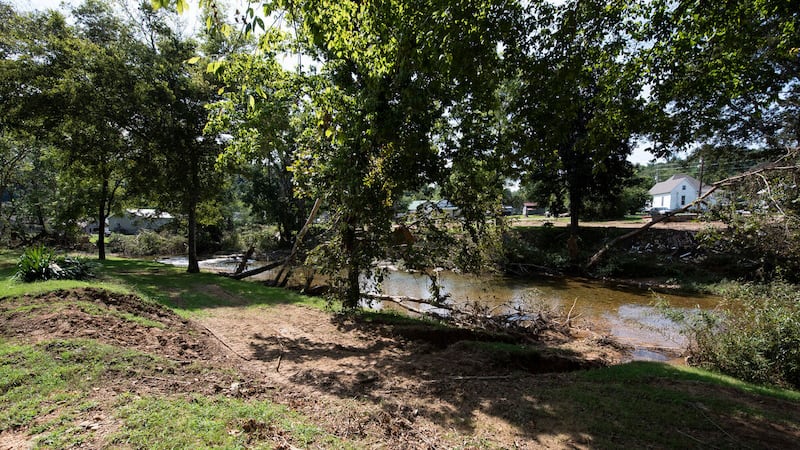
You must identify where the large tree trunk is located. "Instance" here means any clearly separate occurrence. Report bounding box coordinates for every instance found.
[342,220,360,309]
[567,186,581,263]
[187,202,199,273]
[97,178,107,260]
[187,154,200,274]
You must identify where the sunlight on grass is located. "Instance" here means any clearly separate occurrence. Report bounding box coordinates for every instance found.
[0,278,131,299]
[582,361,800,402]
[2,254,326,316]
[97,258,328,314]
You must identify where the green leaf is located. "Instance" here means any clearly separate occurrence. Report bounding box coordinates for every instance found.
[186,56,201,65]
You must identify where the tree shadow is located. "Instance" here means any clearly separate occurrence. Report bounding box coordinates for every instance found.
[241,311,800,447]
[98,258,321,311]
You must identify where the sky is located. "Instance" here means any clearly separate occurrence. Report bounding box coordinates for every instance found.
[14,0,660,165]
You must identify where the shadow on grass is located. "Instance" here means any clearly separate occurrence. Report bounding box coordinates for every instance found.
[98,258,324,313]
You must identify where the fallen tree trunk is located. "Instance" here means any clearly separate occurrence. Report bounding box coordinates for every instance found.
[362,292,454,314]
[233,245,255,275]
[229,260,284,280]
[274,198,322,287]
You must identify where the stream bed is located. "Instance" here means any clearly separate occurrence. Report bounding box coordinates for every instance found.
[158,256,720,361]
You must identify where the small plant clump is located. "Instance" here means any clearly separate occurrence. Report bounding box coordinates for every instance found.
[667,282,800,389]
[14,245,95,283]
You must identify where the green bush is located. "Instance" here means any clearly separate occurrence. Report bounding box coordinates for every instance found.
[672,282,800,389]
[107,230,185,256]
[236,225,281,254]
[14,245,95,282]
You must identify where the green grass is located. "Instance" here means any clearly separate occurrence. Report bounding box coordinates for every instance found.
[2,250,327,317]
[499,361,800,449]
[582,361,800,402]
[97,258,327,315]
[0,337,346,449]
[112,395,347,449]
[2,248,800,448]
[0,338,168,441]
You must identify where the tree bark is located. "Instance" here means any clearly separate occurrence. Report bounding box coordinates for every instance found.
[187,154,200,274]
[187,203,199,273]
[234,245,255,275]
[567,185,581,263]
[342,218,360,309]
[273,198,321,286]
[97,178,108,260]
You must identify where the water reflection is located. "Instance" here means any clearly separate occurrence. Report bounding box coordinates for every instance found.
[376,270,718,357]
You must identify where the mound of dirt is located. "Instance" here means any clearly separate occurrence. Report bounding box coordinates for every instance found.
[0,288,223,363]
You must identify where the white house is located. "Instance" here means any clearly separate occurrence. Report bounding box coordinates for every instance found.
[649,174,714,211]
[522,202,546,216]
[108,209,174,234]
[407,199,460,217]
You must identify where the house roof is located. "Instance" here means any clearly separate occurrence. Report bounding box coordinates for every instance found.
[124,208,174,219]
[407,200,458,211]
[648,174,701,195]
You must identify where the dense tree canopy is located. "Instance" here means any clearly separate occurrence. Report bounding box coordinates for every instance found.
[2,0,799,298]
[645,0,799,153]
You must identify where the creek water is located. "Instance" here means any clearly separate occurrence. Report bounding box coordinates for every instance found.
[158,256,720,361]
[374,270,719,360]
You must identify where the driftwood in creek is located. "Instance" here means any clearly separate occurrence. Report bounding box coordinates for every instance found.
[362,292,573,342]
[233,245,256,275]
[230,198,322,282]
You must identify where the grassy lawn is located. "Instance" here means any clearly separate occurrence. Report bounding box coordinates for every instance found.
[1,250,327,316]
[0,338,345,449]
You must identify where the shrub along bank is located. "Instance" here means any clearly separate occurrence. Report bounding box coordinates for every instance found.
[664,281,800,390]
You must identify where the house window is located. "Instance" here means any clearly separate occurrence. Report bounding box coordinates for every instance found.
[682,185,686,190]
[681,195,686,205]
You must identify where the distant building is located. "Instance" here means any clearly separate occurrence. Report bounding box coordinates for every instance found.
[407,199,460,218]
[108,209,174,234]
[649,174,714,211]
[522,202,546,216]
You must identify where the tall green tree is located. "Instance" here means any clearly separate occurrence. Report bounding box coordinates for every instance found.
[509,0,646,260]
[206,49,309,248]
[0,5,64,242]
[286,0,518,306]
[161,0,521,305]
[131,3,225,273]
[3,0,149,257]
[645,0,799,153]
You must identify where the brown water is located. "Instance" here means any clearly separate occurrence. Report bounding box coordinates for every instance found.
[375,270,720,359]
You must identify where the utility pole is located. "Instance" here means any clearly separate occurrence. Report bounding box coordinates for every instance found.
[698,157,705,199]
